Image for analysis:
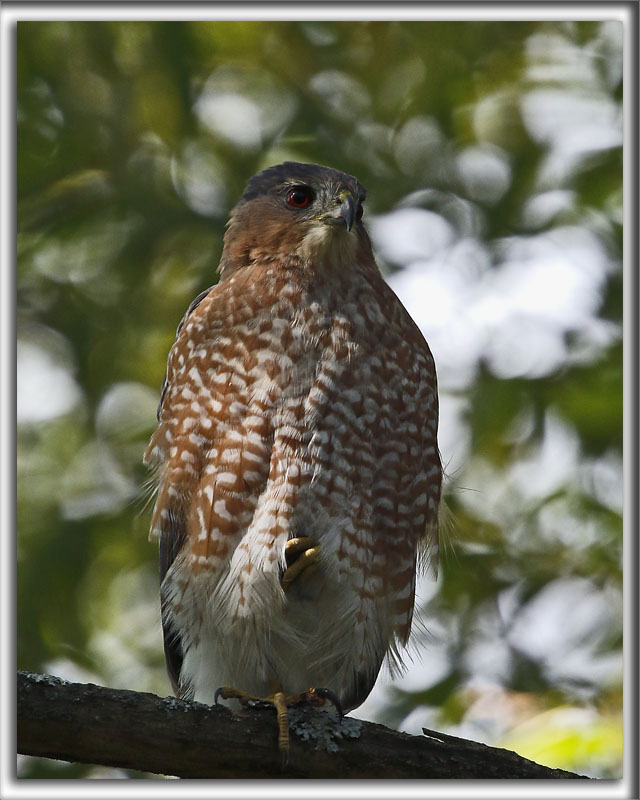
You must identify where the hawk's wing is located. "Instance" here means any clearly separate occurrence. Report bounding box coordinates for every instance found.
[146,285,214,697]
[155,286,213,421]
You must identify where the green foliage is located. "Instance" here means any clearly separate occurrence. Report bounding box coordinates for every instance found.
[17,20,623,779]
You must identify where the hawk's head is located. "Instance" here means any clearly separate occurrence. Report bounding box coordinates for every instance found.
[219,162,374,276]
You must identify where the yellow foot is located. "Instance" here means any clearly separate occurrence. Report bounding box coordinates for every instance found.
[214,685,343,765]
[281,536,320,593]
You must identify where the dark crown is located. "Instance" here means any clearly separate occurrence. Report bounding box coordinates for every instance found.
[241,161,365,202]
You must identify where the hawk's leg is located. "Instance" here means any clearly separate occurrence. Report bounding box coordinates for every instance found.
[214,538,332,764]
[281,536,320,593]
[214,685,342,765]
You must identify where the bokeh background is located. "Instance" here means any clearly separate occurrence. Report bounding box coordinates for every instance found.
[17,19,623,779]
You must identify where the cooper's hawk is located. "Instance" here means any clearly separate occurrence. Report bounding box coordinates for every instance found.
[144,161,441,753]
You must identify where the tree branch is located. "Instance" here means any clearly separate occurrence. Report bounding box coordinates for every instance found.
[17,671,588,779]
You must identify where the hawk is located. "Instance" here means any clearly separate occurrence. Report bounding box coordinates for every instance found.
[144,161,441,753]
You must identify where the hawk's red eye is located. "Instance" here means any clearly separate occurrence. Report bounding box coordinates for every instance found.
[286,187,313,208]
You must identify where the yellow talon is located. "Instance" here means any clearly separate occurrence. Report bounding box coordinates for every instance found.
[273,691,289,753]
[284,536,316,559]
[281,537,320,593]
[214,684,342,767]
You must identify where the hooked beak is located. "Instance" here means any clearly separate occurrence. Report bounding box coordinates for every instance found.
[329,193,356,232]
